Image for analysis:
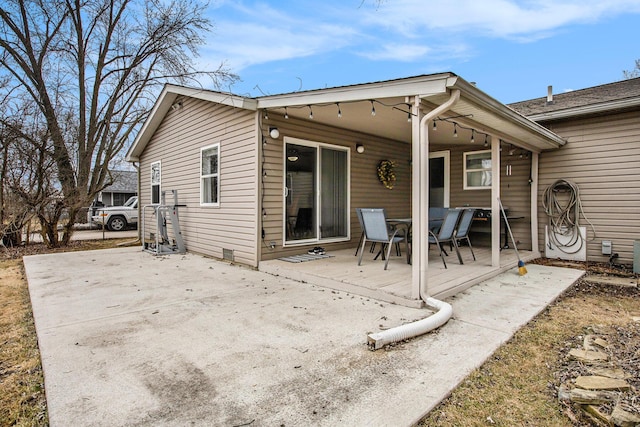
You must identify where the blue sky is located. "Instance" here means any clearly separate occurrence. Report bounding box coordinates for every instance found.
[201,0,640,104]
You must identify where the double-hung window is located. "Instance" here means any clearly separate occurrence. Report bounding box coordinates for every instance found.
[201,143,220,206]
[150,161,161,204]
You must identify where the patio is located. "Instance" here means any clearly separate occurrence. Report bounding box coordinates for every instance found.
[260,245,538,308]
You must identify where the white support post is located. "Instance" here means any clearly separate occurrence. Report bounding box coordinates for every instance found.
[410,98,423,300]
[491,136,501,267]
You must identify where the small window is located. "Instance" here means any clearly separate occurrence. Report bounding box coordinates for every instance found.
[151,161,161,204]
[463,150,492,190]
[200,143,220,206]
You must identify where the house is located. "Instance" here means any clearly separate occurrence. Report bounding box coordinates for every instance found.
[126,72,567,306]
[97,170,137,206]
[510,77,640,265]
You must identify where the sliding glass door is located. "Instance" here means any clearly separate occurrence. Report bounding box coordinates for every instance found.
[284,138,349,244]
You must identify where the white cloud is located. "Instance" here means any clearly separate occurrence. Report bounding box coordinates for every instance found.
[202,2,359,71]
[364,0,640,40]
[360,43,432,61]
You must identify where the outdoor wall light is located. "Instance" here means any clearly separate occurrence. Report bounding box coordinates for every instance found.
[356,144,365,154]
[269,127,280,139]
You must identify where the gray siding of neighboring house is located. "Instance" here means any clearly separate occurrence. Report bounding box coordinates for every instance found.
[139,97,259,266]
[537,110,640,263]
[260,114,412,261]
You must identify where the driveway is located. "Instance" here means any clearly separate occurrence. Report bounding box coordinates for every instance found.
[24,247,584,426]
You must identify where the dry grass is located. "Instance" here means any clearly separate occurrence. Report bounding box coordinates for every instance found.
[418,282,640,426]
[0,259,48,427]
[0,238,137,427]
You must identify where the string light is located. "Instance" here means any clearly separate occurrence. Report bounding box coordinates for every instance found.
[432,115,491,146]
[264,110,269,120]
[268,98,417,123]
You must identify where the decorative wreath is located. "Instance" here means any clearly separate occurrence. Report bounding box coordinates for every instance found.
[377,160,396,189]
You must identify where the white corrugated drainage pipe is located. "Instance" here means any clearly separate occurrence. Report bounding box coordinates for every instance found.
[367,297,453,350]
[367,90,459,350]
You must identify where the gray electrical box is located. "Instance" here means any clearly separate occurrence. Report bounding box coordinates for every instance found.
[601,240,612,255]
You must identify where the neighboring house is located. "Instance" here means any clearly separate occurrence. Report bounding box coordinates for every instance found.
[97,170,137,206]
[510,77,640,265]
[127,72,566,304]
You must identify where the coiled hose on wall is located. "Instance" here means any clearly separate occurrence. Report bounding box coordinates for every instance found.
[542,179,596,254]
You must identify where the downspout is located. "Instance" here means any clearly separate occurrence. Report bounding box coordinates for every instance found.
[367,89,460,350]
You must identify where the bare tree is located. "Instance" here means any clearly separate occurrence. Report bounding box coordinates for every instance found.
[623,59,640,79]
[0,99,52,246]
[0,0,236,246]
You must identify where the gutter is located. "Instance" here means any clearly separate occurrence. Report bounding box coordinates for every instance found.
[367,90,460,350]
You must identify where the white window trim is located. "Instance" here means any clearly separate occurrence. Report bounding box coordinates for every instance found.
[282,136,351,247]
[150,160,161,204]
[200,143,220,207]
[463,149,492,190]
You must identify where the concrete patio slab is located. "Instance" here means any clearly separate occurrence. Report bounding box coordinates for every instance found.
[24,247,584,426]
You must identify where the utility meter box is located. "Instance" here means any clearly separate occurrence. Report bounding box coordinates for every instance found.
[601,240,612,255]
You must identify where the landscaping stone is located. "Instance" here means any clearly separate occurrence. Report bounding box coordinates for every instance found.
[568,348,609,363]
[569,388,619,405]
[589,367,627,379]
[574,375,630,391]
[611,404,640,427]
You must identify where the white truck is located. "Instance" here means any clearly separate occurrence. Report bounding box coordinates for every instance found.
[91,196,138,231]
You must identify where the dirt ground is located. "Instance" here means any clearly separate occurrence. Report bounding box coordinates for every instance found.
[2,242,639,426]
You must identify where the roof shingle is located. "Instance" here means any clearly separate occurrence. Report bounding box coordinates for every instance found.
[509,77,640,117]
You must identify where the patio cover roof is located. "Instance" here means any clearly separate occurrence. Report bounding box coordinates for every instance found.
[127,72,565,162]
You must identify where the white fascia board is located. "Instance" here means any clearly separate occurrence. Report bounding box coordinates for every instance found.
[256,74,451,109]
[126,84,257,162]
[448,78,566,150]
[165,84,258,110]
[126,85,176,162]
[526,98,640,122]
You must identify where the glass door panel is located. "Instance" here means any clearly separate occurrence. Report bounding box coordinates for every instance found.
[284,140,349,244]
[285,143,317,242]
[320,148,348,239]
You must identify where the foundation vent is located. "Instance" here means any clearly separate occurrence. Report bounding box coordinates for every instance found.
[222,248,234,262]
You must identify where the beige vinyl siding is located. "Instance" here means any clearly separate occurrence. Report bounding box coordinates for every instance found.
[537,110,640,263]
[431,143,533,250]
[139,97,259,266]
[260,114,412,261]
